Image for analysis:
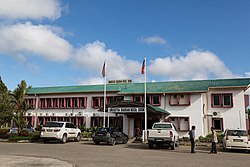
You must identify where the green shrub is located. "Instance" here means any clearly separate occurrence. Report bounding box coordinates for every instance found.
[199,133,223,143]
[35,125,42,132]
[81,131,92,138]
[8,135,31,142]
[29,132,41,142]
[79,125,87,132]
[0,129,10,139]
[179,136,190,142]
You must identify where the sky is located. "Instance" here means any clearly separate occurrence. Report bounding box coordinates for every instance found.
[0,0,250,91]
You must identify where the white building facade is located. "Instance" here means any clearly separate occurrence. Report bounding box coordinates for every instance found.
[25,78,250,139]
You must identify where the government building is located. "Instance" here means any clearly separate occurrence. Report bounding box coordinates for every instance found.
[25,78,250,138]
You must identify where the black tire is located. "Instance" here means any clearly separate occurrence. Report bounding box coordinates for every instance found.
[43,139,49,143]
[62,134,67,143]
[171,142,175,150]
[175,139,180,147]
[75,133,81,142]
[110,138,116,146]
[123,138,128,144]
[94,141,100,145]
[148,141,153,149]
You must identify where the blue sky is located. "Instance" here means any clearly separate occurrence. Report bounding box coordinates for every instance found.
[0,0,250,91]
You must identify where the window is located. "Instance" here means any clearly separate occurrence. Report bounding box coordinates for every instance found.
[211,93,233,108]
[92,97,100,108]
[146,96,151,104]
[47,98,52,108]
[79,97,86,108]
[169,94,190,106]
[134,95,142,103]
[40,98,46,108]
[53,98,58,108]
[66,98,71,108]
[133,95,161,106]
[152,95,160,106]
[212,118,223,131]
[59,98,65,108]
[166,117,189,131]
[107,96,114,105]
[72,98,78,108]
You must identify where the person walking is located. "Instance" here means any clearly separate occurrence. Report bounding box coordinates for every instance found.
[210,127,218,154]
[189,125,196,153]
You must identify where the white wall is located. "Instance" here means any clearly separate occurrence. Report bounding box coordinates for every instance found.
[207,89,246,130]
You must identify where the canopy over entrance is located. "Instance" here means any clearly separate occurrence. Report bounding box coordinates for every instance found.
[99,100,170,117]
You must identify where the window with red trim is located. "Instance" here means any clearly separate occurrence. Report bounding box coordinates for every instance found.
[59,98,65,108]
[79,97,86,108]
[166,116,189,131]
[47,98,52,108]
[66,98,71,108]
[92,97,100,109]
[169,94,190,106]
[53,98,58,108]
[211,93,233,108]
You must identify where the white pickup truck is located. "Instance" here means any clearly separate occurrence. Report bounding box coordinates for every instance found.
[147,122,179,150]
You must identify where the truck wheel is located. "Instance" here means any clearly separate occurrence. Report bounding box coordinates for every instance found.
[148,141,153,149]
[175,139,179,147]
[110,138,116,146]
[171,142,175,150]
[62,134,67,143]
[94,141,100,145]
[75,133,81,142]
[43,139,49,143]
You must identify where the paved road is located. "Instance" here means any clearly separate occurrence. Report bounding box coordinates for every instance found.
[0,141,249,167]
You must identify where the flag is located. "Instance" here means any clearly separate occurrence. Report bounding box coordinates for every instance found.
[141,60,145,75]
[102,61,106,77]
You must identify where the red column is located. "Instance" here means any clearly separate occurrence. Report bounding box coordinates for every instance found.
[76,116,78,127]
[31,116,34,127]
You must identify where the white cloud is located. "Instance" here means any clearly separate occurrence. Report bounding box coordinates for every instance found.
[139,36,167,45]
[149,50,238,80]
[0,0,62,20]
[245,72,250,77]
[73,41,141,80]
[79,77,105,85]
[0,22,73,62]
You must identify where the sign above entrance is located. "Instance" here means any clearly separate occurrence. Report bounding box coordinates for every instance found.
[108,107,145,113]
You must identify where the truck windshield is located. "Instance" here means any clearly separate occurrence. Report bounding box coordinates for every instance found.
[153,124,172,129]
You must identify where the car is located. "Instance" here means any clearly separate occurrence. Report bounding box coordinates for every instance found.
[9,126,34,134]
[92,127,128,145]
[222,129,250,151]
[147,122,179,150]
[40,121,81,143]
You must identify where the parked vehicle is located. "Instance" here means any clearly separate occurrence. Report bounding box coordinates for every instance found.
[222,129,250,151]
[147,122,179,150]
[9,126,34,134]
[40,121,81,143]
[92,127,128,146]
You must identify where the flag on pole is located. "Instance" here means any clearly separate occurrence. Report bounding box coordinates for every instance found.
[102,61,106,77]
[141,60,145,75]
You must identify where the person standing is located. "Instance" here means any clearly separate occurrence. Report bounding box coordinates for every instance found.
[210,127,218,154]
[189,125,196,153]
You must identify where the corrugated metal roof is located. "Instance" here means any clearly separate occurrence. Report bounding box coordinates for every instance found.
[27,78,250,95]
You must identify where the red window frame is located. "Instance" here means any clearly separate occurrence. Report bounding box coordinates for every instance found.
[169,94,190,106]
[211,93,233,108]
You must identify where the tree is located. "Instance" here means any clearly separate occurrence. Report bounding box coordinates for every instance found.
[12,80,31,132]
[0,77,16,128]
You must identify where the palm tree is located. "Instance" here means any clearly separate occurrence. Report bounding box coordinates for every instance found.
[0,78,15,128]
[12,80,31,132]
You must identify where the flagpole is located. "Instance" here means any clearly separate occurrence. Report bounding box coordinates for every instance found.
[103,60,107,128]
[144,56,147,141]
